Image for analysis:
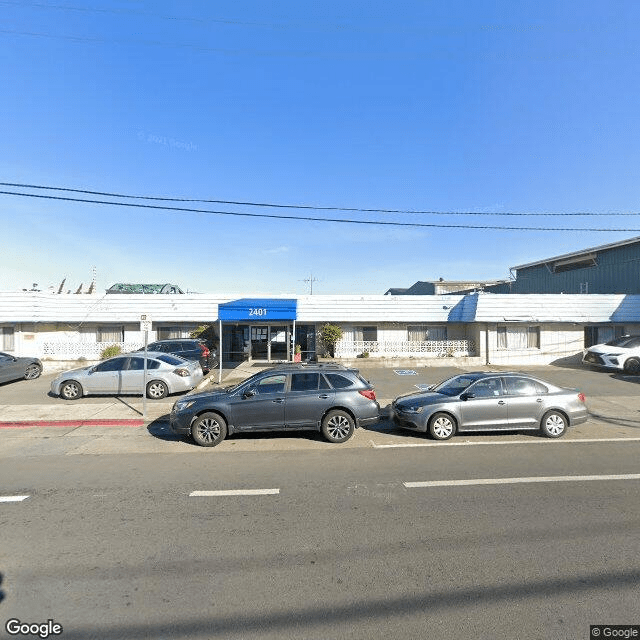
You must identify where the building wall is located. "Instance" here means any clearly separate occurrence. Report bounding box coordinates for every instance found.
[3,291,640,368]
[510,242,640,294]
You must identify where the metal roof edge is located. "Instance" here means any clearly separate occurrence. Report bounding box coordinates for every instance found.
[511,235,640,271]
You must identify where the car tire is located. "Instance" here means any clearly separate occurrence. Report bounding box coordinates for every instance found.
[24,364,42,380]
[321,410,355,443]
[191,412,227,447]
[623,358,640,375]
[60,380,83,400]
[428,412,457,440]
[146,380,168,399]
[540,410,567,438]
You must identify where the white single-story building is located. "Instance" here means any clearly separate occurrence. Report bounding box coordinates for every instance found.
[1,291,639,371]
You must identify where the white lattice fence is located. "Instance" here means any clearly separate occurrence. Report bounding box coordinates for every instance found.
[42,342,140,359]
[335,340,475,358]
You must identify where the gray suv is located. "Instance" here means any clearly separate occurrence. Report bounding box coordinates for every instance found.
[170,363,380,447]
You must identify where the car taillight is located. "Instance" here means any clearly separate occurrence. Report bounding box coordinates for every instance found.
[359,389,376,401]
[578,392,586,402]
[174,368,190,377]
[199,344,210,357]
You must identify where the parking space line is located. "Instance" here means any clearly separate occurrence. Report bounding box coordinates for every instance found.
[372,436,640,448]
[404,474,640,488]
[0,495,30,502]
[189,489,280,497]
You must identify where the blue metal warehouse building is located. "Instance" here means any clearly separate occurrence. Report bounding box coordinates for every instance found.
[493,236,640,295]
[392,237,640,296]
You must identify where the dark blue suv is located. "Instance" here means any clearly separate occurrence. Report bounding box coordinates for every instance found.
[143,339,217,373]
[170,363,380,446]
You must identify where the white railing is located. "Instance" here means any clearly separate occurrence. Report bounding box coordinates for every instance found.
[42,342,141,359]
[334,339,476,358]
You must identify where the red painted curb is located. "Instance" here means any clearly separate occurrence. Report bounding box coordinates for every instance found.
[0,419,145,428]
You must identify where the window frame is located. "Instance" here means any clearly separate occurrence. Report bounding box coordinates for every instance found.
[497,325,541,351]
[97,325,125,343]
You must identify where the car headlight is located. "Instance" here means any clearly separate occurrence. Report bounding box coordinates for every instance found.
[174,399,196,411]
[401,405,424,414]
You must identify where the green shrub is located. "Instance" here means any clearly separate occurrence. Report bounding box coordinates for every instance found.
[318,324,343,358]
[100,344,122,360]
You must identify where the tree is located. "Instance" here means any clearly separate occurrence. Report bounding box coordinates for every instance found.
[190,324,217,346]
[318,324,343,357]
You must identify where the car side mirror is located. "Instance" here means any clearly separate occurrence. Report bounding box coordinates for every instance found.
[243,388,257,398]
[89,366,97,374]
[461,392,474,400]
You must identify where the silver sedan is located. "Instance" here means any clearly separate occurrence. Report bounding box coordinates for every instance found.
[392,372,588,440]
[51,352,203,400]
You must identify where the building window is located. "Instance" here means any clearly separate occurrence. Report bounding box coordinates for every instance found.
[2,327,15,351]
[157,326,184,340]
[584,325,625,347]
[527,326,540,349]
[407,325,447,341]
[353,326,377,341]
[97,325,124,342]
[497,325,540,350]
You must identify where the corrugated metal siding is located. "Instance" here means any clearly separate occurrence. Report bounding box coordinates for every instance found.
[3,292,640,324]
[512,242,640,294]
[296,295,468,322]
[0,292,233,322]
[474,293,640,322]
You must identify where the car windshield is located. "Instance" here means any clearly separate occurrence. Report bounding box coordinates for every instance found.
[431,375,483,396]
[227,371,271,393]
[604,336,636,347]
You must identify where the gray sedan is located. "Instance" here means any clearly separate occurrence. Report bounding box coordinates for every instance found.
[50,352,203,400]
[0,352,42,383]
[392,372,588,440]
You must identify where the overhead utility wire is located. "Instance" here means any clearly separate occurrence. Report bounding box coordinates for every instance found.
[1,182,637,217]
[2,190,640,232]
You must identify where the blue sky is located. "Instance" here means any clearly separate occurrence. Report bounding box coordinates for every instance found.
[2,1,640,294]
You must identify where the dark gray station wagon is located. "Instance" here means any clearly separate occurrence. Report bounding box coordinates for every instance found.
[170,364,380,446]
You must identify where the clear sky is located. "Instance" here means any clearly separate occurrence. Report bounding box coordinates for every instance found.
[2,1,640,295]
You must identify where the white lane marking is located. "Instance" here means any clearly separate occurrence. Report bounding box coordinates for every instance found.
[189,489,280,497]
[0,495,29,502]
[372,436,640,448]
[404,474,640,488]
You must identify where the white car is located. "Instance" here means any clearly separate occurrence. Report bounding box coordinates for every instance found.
[51,352,203,400]
[582,335,640,374]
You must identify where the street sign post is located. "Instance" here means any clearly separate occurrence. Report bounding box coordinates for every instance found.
[140,314,152,421]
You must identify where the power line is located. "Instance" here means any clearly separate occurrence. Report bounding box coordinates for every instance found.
[2,189,640,232]
[1,182,639,217]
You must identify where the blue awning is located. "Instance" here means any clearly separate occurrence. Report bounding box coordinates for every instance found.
[218,298,297,322]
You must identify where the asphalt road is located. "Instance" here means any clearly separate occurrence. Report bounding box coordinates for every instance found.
[1,441,639,640]
[1,363,639,639]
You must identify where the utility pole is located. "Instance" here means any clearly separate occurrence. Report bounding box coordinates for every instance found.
[301,273,318,295]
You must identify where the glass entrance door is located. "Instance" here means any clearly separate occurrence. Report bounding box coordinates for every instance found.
[251,326,269,359]
[250,325,290,360]
[270,325,288,361]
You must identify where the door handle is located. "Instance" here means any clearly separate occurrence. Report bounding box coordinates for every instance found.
[536,398,543,403]
[273,398,285,404]
[497,400,506,405]
[318,394,330,399]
